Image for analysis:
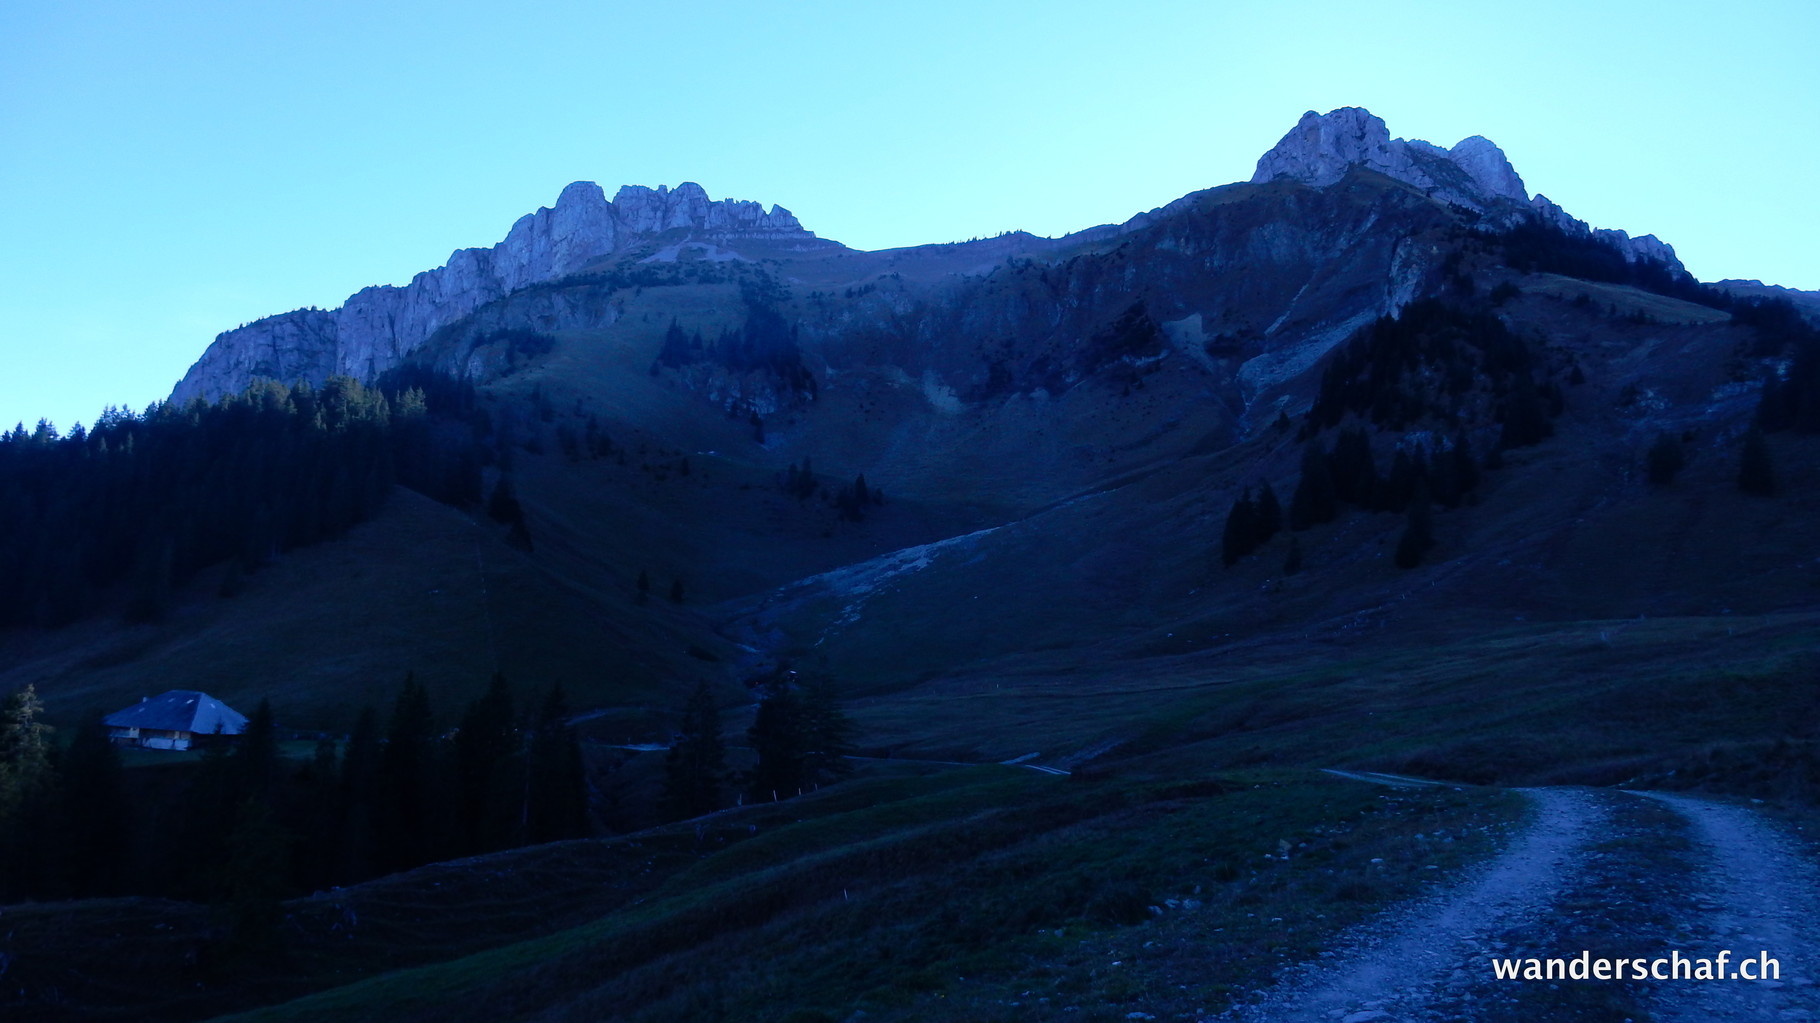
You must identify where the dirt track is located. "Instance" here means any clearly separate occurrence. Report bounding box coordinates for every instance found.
[1217,783,1820,1022]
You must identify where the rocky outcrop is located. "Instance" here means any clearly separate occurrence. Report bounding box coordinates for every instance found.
[1251,107,1529,211]
[172,183,818,404]
[1530,195,1683,270]
[1254,108,1684,274]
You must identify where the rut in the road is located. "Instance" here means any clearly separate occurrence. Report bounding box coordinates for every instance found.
[1218,787,1608,1023]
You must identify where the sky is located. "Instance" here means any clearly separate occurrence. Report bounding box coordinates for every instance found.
[2,0,1816,433]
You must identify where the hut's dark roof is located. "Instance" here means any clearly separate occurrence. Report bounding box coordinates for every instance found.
[104,690,248,735]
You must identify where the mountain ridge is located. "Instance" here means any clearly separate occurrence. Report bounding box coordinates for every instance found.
[170,108,1691,407]
[170,182,824,405]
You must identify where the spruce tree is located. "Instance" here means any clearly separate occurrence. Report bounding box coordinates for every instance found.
[1739,426,1777,496]
[338,706,381,883]
[295,733,342,884]
[1395,482,1436,569]
[487,476,524,526]
[1381,449,1420,513]
[1288,439,1339,530]
[0,685,52,819]
[57,711,129,897]
[1221,489,1259,567]
[125,538,174,623]
[525,685,587,842]
[1646,431,1686,485]
[1328,427,1379,508]
[664,682,727,820]
[379,674,439,870]
[1450,433,1482,498]
[1428,442,1462,509]
[800,673,857,786]
[235,698,280,801]
[455,672,516,853]
[747,673,806,802]
[219,798,291,957]
[0,686,55,898]
[1255,483,1283,543]
[1498,375,1553,450]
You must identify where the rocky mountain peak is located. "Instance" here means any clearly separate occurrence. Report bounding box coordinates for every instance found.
[1251,107,1403,189]
[1249,107,1682,274]
[1447,135,1527,203]
[1251,107,1529,211]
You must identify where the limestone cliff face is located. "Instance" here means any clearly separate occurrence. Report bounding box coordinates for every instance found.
[172,182,816,403]
[1252,108,1683,273]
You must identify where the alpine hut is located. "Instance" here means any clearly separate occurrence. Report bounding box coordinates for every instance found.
[104,690,249,750]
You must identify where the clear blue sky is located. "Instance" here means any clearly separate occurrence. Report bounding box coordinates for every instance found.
[2,0,1815,432]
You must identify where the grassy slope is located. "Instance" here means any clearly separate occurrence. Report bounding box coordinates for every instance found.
[199,768,1519,1023]
[1,487,713,731]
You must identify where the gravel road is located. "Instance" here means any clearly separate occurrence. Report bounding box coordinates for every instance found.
[1640,791,1820,1022]
[1216,784,1820,1023]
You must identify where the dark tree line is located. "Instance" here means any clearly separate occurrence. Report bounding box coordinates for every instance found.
[1224,428,1480,573]
[835,473,881,522]
[1753,310,1820,436]
[648,299,819,400]
[745,670,855,803]
[0,373,489,630]
[1261,296,1546,574]
[1308,299,1561,450]
[1287,428,1480,523]
[782,457,884,523]
[1493,216,1820,438]
[1734,294,1818,496]
[1221,483,1281,566]
[662,669,856,820]
[1485,219,1718,309]
[783,456,820,500]
[0,675,587,913]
